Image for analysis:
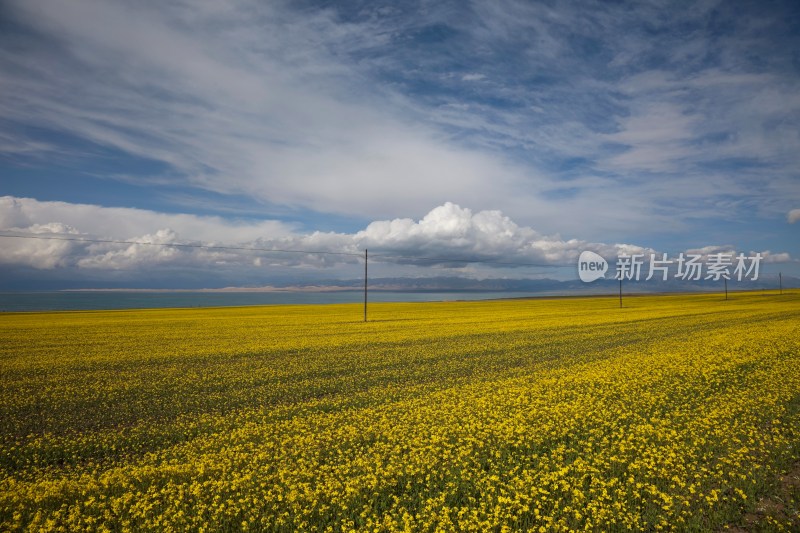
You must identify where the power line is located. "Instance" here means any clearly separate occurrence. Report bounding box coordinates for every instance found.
[0,232,362,258]
[0,232,568,268]
[370,253,569,268]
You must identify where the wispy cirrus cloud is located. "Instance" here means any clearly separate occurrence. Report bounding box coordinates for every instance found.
[0,0,537,221]
[0,0,798,258]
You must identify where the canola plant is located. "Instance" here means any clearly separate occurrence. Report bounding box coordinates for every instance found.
[1,292,798,531]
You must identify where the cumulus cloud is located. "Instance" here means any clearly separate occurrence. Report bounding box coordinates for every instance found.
[0,196,301,271]
[76,229,183,270]
[355,202,648,266]
[759,251,792,264]
[1,196,793,289]
[0,197,652,274]
[680,245,791,265]
[789,209,800,223]
[0,223,81,269]
[0,196,295,243]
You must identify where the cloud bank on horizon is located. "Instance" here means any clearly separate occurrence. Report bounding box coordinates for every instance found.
[0,196,791,289]
[0,196,651,270]
[0,0,798,287]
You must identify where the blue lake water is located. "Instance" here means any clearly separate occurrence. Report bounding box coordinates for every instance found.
[0,291,547,312]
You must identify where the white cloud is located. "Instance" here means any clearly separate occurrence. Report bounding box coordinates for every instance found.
[683,245,737,258]
[0,196,295,243]
[0,0,798,246]
[2,197,792,286]
[759,251,792,264]
[356,202,649,265]
[76,229,183,270]
[602,68,800,177]
[602,102,699,172]
[0,223,81,269]
[0,197,649,273]
[789,209,800,223]
[682,245,791,264]
[0,196,299,271]
[0,0,536,220]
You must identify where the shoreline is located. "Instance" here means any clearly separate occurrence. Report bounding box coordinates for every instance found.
[0,287,792,314]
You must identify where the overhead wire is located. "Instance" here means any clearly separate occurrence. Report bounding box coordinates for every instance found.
[0,232,569,267]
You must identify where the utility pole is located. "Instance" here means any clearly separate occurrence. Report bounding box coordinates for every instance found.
[619,278,623,308]
[779,272,782,296]
[724,278,728,300]
[364,249,368,322]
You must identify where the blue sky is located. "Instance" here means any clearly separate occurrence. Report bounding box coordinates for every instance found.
[0,0,798,288]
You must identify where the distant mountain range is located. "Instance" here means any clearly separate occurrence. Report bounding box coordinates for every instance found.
[344,275,794,294]
[55,274,796,294]
[149,275,792,294]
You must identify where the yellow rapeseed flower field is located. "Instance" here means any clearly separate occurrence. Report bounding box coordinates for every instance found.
[1,291,799,531]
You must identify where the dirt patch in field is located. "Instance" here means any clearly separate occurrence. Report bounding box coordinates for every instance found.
[722,460,800,532]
